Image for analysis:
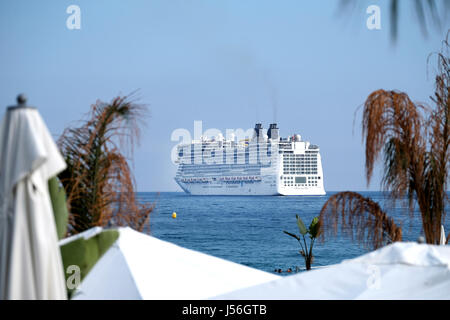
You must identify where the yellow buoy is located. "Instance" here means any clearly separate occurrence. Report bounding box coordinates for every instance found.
[172,212,177,219]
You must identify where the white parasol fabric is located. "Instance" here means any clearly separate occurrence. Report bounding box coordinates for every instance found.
[440,225,446,245]
[213,242,450,300]
[0,101,67,300]
[70,227,279,299]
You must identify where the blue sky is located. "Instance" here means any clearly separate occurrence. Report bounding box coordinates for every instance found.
[0,0,448,192]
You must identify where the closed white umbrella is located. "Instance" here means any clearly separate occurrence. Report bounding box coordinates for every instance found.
[440,225,446,245]
[69,227,279,299]
[214,242,450,300]
[0,95,67,300]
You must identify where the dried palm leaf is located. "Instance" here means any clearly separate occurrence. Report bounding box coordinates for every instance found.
[58,94,153,235]
[319,192,402,250]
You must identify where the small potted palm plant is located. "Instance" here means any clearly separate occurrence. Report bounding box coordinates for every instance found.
[284,215,321,271]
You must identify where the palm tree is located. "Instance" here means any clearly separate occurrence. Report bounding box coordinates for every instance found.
[58,94,154,235]
[339,0,449,42]
[319,33,449,249]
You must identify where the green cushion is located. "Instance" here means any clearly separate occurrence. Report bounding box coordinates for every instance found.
[60,229,120,298]
[48,176,69,240]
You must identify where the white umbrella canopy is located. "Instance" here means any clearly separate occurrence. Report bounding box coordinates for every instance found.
[70,227,279,299]
[0,95,67,300]
[213,242,450,300]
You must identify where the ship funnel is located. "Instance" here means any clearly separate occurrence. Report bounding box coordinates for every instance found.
[253,123,264,141]
[267,123,279,141]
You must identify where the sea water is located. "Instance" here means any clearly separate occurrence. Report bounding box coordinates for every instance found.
[138,192,449,275]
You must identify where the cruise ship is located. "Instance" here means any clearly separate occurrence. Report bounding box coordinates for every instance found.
[174,123,325,196]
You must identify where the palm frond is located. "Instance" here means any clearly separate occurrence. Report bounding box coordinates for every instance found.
[318,30,449,247]
[319,192,403,250]
[390,0,399,42]
[339,0,448,42]
[421,32,450,241]
[58,94,153,234]
[362,89,426,193]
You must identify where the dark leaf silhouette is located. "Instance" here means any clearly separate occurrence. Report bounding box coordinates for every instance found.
[339,0,449,42]
[283,230,300,241]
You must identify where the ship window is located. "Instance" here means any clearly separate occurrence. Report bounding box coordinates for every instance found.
[295,177,306,184]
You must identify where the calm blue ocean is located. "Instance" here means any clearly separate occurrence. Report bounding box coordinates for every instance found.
[137,192,449,275]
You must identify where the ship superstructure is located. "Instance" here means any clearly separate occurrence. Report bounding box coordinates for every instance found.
[174,123,325,195]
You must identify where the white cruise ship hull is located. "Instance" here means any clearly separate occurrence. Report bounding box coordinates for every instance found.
[181,186,326,196]
[175,178,326,196]
[176,180,278,196]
